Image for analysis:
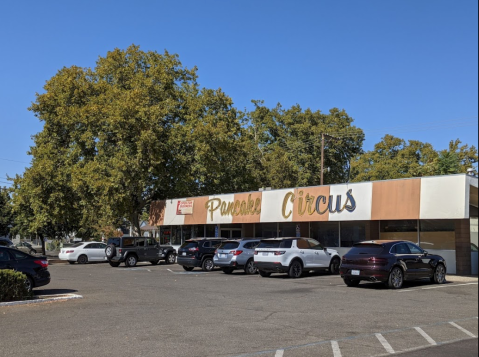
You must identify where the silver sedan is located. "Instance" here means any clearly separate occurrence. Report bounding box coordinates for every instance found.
[58,242,108,264]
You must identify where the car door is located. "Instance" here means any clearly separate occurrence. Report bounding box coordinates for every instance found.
[0,249,15,270]
[307,239,331,268]
[296,238,315,268]
[392,243,419,278]
[145,238,160,261]
[406,242,432,278]
[83,243,96,261]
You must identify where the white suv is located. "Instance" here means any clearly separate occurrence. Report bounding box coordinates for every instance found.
[254,237,341,278]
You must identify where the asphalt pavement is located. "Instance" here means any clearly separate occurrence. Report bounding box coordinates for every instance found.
[1,262,477,357]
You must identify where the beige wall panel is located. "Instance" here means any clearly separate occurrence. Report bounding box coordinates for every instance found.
[162,199,186,226]
[372,179,421,220]
[184,196,209,225]
[420,176,467,219]
[232,192,263,224]
[292,187,330,222]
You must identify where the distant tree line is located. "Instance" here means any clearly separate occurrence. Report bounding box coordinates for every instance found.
[0,45,476,241]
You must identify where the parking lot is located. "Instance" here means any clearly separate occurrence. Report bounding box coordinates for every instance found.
[1,262,477,357]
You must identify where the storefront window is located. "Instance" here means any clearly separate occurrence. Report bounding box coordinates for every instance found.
[341,221,366,247]
[380,220,418,242]
[278,223,296,238]
[419,220,455,250]
[311,222,339,247]
[255,223,278,238]
[205,225,216,237]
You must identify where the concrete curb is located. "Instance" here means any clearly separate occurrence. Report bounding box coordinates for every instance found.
[0,293,83,307]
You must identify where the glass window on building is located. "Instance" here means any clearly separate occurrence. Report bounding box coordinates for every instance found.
[278,223,297,238]
[311,222,339,247]
[182,225,204,241]
[419,220,455,250]
[170,226,182,246]
[341,221,366,247]
[205,225,216,237]
[255,223,278,238]
[380,220,418,242]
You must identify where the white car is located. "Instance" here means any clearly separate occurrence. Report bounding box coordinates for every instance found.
[254,237,341,278]
[59,242,108,264]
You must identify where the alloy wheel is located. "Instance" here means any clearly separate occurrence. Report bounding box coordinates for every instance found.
[435,264,446,284]
[389,267,403,289]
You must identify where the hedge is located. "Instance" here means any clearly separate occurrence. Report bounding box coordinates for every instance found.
[0,270,34,302]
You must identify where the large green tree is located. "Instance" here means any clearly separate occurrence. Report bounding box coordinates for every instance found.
[20,45,252,237]
[350,135,478,182]
[0,187,14,237]
[242,101,365,188]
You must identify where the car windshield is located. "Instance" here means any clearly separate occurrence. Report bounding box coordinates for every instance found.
[348,244,384,255]
[258,239,293,249]
[219,242,240,250]
[180,241,199,249]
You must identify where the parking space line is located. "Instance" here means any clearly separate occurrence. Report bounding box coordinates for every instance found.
[449,322,477,338]
[274,349,284,357]
[331,340,342,357]
[397,282,478,292]
[375,333,395,354]
[414,327,437,345]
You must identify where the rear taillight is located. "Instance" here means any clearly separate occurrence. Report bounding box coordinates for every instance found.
[34,260,48,268]
[230,250,243,256]
[189,247,199,252]
[274,251,286,256]
[65,250,74,254]
[368,257,388,265]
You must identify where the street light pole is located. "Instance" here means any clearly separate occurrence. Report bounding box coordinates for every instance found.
[320,133,340,186]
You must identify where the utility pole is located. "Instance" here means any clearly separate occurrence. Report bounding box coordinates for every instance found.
[320,133,340,185]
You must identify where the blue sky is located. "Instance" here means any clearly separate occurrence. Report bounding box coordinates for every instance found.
[0,0,477,186]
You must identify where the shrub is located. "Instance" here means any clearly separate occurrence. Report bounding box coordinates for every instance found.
[0,270,34,302]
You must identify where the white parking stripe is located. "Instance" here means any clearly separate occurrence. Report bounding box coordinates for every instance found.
[331,340,342,357]
[375,333,395,354]
[397,282,478,292]
[274,350,284,357]
[414,327,437,345]
[449,322,477,338]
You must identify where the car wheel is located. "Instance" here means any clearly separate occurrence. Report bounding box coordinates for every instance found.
[388,266,404,289]
[24,276,34,293]
[125,255,138,267]
[166,253,176,265]
[259,270,271,278]
[68,261,76,265]
[183,266,194,271]
[288,260,303,279]
[222,268,234,274]
[431,263,446,284]
[109,261,121,267]
[329,257,341,275]
[202,258,214,272]
[244,259,258,275]
[343,278,360,287]
[77,255,88,264]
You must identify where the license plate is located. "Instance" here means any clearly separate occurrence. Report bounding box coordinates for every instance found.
[351,270,360,276]
[182,252,186,256]
[219,254,227,258]
[262,253,268,256]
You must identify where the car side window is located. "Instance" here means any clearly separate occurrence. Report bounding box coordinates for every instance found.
[406,243,423,254]
[307,239,323,250]
[394,243,411,254]
[0,250,11,261]
[122,238,135,247]
[136,239,145,247]
[212,241,222,248]
[202,241,211,248]
[147,238,157,246]
[85,244,94,249]
[10,250,28,260]
[296,239,310,249]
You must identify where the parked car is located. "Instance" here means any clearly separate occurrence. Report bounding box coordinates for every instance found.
[15,241,42,255]
[339,240,447,289]
[104,236,176,267]
[0,246,50,292]
[0,237,14,248]
[59,242,108,264]
[254,237,341,278]
[177,238,226,272]
[214,238,261,274]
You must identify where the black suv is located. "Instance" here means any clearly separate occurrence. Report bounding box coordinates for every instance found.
[177,238,226,272]
[105,236,176,268]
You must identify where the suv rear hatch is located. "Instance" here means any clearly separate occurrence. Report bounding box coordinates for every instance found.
[216,241,241,262]
[255,239,293,262]
[178,241,199,258]
[342,243,387,266]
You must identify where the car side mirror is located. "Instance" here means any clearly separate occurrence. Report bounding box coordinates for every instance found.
[323,247,328,252]
[423,251,428,256]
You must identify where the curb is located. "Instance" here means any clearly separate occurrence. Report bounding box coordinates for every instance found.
[0,293,83,307]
